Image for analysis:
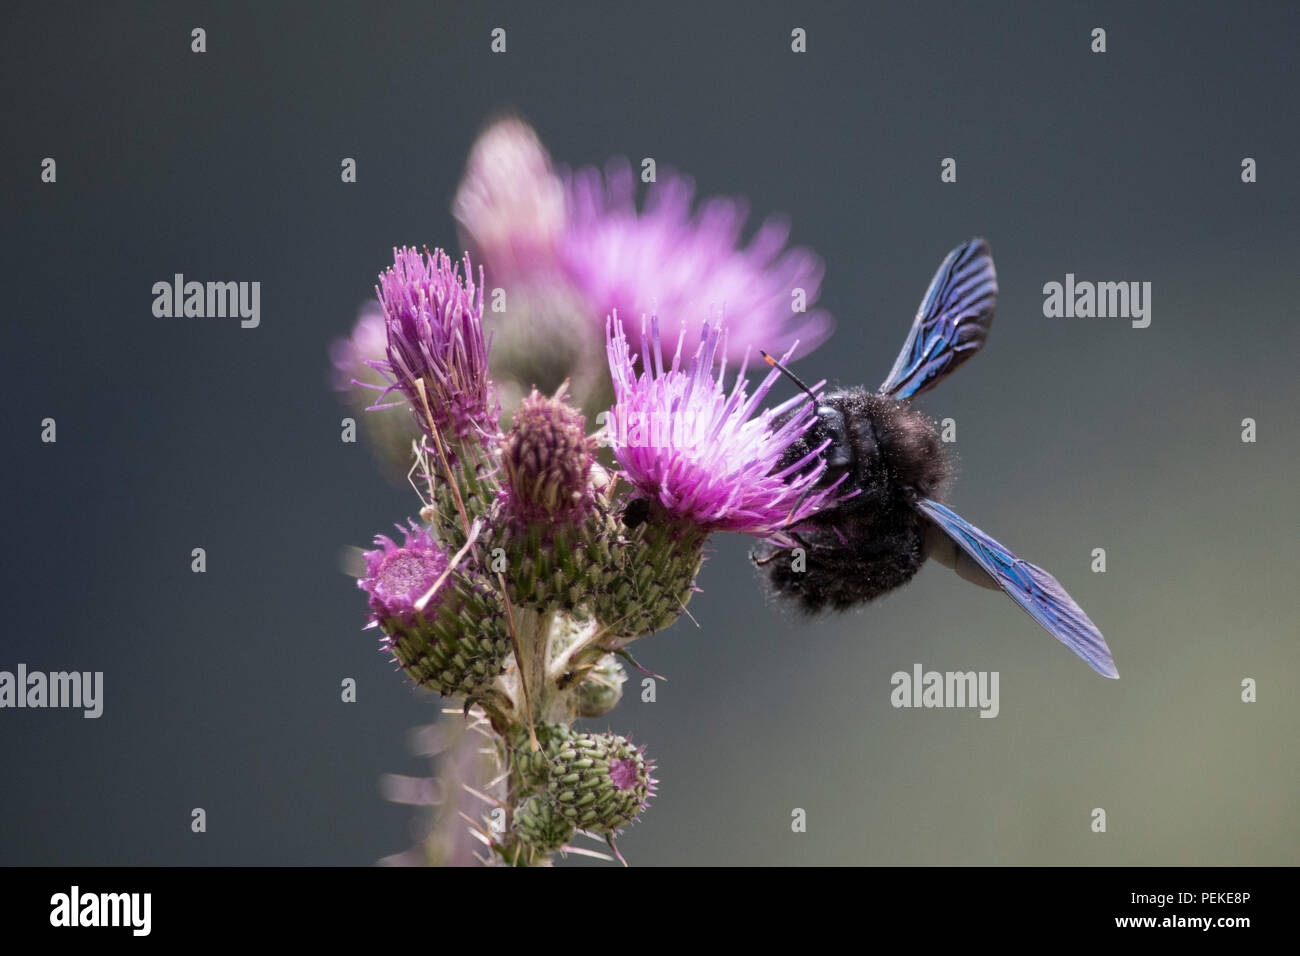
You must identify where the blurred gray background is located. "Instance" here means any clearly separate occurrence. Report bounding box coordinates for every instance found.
[2,0,1296,865]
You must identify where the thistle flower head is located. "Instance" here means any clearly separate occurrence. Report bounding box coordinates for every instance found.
[372,247,500,446]
[453,116,566,283]
[499,385,594,526]
[604,314,839,539]
[358,521,449,628]
[564,159,833,361]
[548,732,657,834]
[358,521,509,699]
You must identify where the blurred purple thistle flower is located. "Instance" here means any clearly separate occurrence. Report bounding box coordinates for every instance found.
[566,159,834,362]
[605,313,840,539]
[369,247,500,445]
[329,301,388,394]
[452,116,566,284]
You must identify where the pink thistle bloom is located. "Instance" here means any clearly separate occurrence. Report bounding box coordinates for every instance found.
[610,756,648,794]
[452,116,566,284]
[608,741,658,824]
[605,313,840,539]
[370,247,500,445]
[567,160,834,362]
[614,747,657,831]
[357,522,450,630]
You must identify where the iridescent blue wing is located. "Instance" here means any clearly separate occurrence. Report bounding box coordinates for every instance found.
[917,499,1119,679]
[878,238,997,399]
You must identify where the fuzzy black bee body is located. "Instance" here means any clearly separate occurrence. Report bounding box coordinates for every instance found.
[764,389,950,611]
[752,238,1121,678]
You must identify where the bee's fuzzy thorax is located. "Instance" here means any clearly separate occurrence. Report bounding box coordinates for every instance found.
[830,388,951,505]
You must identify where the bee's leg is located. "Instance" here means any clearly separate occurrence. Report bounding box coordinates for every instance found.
[753,529,816,566]
[790,530,817,551]
[781,484,818,529]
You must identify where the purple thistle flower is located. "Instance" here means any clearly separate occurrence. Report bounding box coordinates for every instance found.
[609,758,640,792]
[370,247,500,445]
[358,522,450,629]
[565,159,834,361]
[605,313,841,539]
[612,744,658,816]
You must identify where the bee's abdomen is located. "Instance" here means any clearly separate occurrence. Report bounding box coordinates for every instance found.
[761,511,928,612]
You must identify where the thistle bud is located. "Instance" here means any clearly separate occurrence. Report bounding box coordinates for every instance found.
[500,386,594,525]
[547,732,656,834]
[358,522,509,698]
[508,721,574,790]
[491,390,622,613]
[576,653,626,718]
[513,793,574,854]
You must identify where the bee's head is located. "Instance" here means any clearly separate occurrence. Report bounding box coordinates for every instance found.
[812,402,863,488]
[765,389,871,494]
[761,351,868,493]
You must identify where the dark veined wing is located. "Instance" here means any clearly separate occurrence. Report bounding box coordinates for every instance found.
[878,238,997,399]
[916,499,1119,679]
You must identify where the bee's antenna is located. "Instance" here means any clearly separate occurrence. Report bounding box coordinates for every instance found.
[760,350,819,405]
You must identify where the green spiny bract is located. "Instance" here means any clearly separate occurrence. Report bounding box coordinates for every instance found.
[385,573,510,699]
[547,732,655,834]
[513,793,575,854]
[507,721,574,790]
[422,455,499,552]
[592,506,705,640]
[486,504,620,614]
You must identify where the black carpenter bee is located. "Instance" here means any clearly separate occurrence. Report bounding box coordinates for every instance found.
[755,238,1118,678]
